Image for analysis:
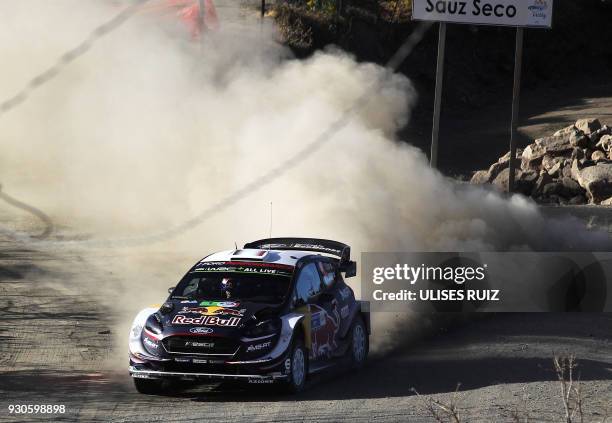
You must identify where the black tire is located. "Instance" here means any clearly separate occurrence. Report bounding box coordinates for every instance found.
[133,378,167,395]
[281,337,308,394]
[349,316,368,369]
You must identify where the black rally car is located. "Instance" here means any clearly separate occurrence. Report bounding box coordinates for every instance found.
[128,237,370,394]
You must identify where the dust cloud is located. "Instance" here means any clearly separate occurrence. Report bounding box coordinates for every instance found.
[0,1,608,362]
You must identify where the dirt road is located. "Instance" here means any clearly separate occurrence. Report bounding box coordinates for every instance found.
[1,212,611,423]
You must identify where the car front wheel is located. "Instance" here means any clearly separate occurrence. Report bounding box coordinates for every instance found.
[283,338,308,393]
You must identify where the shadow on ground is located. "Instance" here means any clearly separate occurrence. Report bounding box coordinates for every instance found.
[2,314,610,403]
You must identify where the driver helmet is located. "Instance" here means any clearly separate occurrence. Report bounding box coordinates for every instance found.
[221,277,234,299]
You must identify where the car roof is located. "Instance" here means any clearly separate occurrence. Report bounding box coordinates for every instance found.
[199,248,324,267]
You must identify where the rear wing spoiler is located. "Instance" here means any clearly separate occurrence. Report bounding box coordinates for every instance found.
[244,237,357,277]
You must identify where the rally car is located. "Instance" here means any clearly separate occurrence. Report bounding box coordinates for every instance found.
[128,237,370,394]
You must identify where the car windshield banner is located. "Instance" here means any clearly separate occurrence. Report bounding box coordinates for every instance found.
[193,261,294,277]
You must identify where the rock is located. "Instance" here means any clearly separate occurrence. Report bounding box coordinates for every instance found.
[469,120,612,205]
[521,135,573,169]
[531,172,553,197]
[601,197,612,206]
[590,125,612,145]
[515,170,538,195]
[542,182,564,197]
[542,155,561,171]
[560,177,585,197]
[547,161,563,177]
[571,159,582,181]
[492,168,511,192]
[538,135,575,156]
[596,134,612,152]
[568,195,587,205]
[487,161,506,181]
[471,170,491,184]
[576,163,612,203]
[498,149,523,163]
[485,150,522,181]
[561,164,572,179]
[591,150,607,162]
[570,148,585,161]
[492,168,531,193]
[569,129,589,148]
[541,179,582,199]
[553,124,576,137]
[575,118,601,135]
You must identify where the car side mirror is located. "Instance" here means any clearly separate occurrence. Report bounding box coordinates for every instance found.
[341,261,357,278]
[167,286,174,294]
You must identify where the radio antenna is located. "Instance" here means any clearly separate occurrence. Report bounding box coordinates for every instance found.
[268,202,273,249]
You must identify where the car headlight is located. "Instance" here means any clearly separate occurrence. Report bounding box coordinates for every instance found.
[130,324,143,341]
[144,314,163,335]
[243,318,281,338]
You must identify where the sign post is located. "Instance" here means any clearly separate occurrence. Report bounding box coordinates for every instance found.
[412,0,553,185]
[508,27,524,192]
[430,22,446,168]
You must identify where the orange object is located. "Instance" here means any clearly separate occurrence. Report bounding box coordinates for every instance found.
[175,0,219,37]
[140,0,219,38]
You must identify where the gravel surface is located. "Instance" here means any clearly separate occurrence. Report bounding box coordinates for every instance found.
[0,210,611,423]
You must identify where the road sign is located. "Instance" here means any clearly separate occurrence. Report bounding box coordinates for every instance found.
[413,0,553,28]
[413,0,553,191]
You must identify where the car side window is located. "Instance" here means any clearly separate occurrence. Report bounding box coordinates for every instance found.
[182,277,200,297]
[294,263,324,305]
[318,261,336,288]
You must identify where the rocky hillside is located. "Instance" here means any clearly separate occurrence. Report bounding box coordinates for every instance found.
[471,119,612,205]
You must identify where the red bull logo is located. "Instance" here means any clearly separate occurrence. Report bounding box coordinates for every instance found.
[310,305,339,358]
[171,315,241,327]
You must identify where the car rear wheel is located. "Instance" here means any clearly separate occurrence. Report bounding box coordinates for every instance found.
[282,338,308,394]
[350,316,368,369]
[133,378,168,395]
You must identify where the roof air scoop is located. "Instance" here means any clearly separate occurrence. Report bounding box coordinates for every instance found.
[230,249,269,261]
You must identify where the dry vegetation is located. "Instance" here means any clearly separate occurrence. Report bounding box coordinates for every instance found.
[299,0,413,22]
[413,355,609,423]
[272,0,413,48]
[412,384,462,423]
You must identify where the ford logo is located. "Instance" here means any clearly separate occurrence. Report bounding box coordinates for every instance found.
[189,327,213,334]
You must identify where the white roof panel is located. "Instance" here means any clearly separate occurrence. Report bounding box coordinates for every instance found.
[200,249,315,267]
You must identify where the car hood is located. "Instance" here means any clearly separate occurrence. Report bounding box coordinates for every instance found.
[156,299,280,338]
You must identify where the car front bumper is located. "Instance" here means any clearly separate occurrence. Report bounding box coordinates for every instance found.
[129,365,287,383]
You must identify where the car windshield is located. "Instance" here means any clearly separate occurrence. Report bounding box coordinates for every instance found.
[171,263,293,304]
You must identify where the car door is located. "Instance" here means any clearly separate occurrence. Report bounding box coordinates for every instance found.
[307,259,344,360]
[293,261,332,360]
[315,259,357,356]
